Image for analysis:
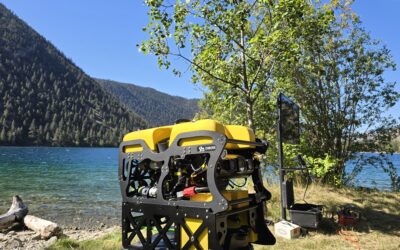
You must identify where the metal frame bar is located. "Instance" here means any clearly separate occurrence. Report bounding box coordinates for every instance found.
[277,93,287,220]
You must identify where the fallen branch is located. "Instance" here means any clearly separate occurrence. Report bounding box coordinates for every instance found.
[24,215,62,239]
[0,195,28,229]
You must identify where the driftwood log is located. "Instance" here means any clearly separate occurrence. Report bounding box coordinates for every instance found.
[24,215,62,239]
[0,196,62,239]
[0,195,28,229]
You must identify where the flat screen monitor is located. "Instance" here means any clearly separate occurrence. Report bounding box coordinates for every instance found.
[278,93,300,144]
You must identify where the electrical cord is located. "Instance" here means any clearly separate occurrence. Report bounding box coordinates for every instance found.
[295,155,312,203]
[229,178,248,188]
[190,157,209,176]
[302,170,310,203]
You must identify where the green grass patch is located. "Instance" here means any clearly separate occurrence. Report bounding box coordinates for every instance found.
[47,230,121,250]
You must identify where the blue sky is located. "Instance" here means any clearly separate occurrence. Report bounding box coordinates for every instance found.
[0,0,399,117]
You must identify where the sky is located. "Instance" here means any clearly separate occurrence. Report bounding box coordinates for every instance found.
[0,0,399,117]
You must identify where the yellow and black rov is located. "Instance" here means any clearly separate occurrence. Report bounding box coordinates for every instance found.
[119,119,276,249]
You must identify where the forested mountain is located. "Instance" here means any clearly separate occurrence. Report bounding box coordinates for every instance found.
[97,79,199,126]
[0,3,148,146]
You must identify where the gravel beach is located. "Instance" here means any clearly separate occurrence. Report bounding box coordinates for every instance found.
[0,224,120,250]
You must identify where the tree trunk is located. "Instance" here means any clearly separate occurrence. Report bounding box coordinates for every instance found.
[245,97,255,131]
[0,195,28,229]
[23,215,62,239]
[240,24,254,131]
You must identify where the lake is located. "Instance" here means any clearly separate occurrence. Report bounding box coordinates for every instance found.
[0,147,120,228]
[0,147,398,228]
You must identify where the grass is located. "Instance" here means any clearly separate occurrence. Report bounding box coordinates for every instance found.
[48,184,400,250]
[47,230,122,250]
[255,184,400,250]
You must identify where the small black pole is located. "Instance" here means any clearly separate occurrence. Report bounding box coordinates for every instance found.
[277,93,286,220]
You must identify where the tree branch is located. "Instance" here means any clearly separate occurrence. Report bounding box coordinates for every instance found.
[168,51,246,92]
[186,7,259,62]
[249,51,277,91]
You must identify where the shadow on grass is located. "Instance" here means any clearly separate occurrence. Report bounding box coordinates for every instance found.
[316,204,400,237]
[316,218,340,234]
[354,207,400,236]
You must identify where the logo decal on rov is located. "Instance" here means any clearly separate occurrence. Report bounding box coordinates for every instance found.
[197,145,216,152]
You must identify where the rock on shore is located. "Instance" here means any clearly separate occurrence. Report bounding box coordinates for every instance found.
[0,225,120,250]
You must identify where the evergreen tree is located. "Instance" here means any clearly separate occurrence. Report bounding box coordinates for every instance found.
[0,3,148,146]
[0,127,6,143]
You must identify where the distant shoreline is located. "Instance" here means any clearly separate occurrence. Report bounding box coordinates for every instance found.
[1,145,399,154]
[0,145,119,149]
[357,151,400,154]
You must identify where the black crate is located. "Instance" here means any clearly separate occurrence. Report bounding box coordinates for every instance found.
[289,203,322,229]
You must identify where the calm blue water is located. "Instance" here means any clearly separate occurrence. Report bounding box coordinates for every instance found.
[0,147,120,228]
[0,147,398,227]
[346,152,400,191]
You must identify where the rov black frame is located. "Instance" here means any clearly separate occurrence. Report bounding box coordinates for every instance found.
[119,130,276,249]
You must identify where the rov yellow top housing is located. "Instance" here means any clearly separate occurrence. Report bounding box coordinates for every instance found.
[122,119,255,153]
